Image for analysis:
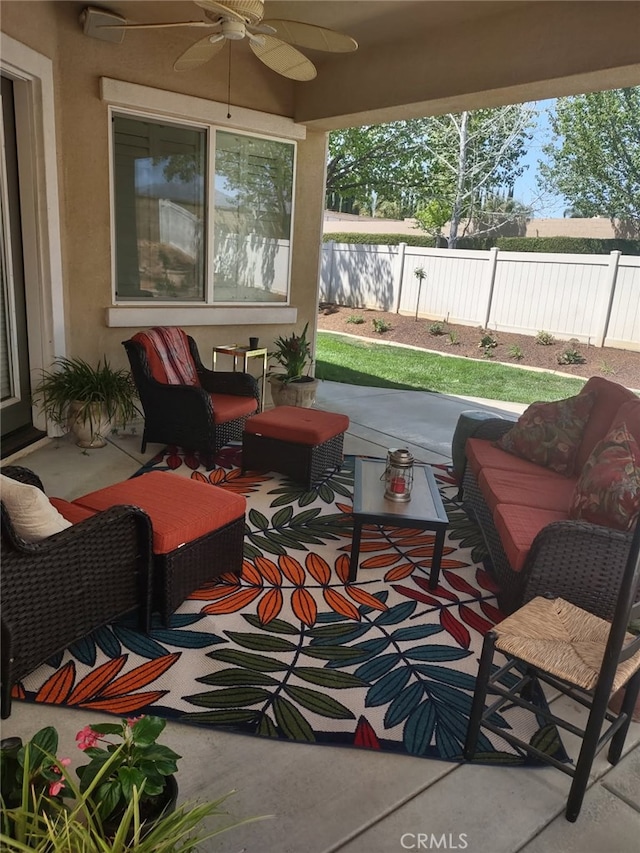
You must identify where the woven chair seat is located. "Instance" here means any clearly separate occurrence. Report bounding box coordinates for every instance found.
[495,596,640,694]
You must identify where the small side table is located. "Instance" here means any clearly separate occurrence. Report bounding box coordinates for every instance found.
[212,345,268,412]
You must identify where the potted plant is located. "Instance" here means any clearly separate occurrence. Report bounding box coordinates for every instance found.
[268,323,318,408]
[1,722,263,849]
[33,356,139,448]
[74,715,180,830]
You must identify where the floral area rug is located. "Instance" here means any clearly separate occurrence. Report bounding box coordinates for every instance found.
[19,447,564,765]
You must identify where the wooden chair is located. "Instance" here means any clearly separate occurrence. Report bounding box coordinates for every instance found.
[464,520,640,821]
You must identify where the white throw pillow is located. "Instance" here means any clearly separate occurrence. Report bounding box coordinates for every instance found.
[0,473,72,542]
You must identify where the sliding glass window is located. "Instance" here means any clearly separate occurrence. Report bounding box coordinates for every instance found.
[112,113,294,304]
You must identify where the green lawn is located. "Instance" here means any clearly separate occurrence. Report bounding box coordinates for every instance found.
[315,332,587,404]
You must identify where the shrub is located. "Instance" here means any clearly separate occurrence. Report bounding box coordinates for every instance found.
[372,318,392,334]
[322,233,437,247]
[557,346,586,365]
[535,330,556,346]
[448,331,460,345]
[478,332,498,350]
[346,314,365,324]
[428,322,445,336]
[497,236,640,256]
[508,345,524,360]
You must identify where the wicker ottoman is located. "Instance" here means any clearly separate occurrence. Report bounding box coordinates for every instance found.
[74,472,246,625]
[242,406,349,488]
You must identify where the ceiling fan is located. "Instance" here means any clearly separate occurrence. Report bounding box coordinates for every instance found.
[80,1,358,81]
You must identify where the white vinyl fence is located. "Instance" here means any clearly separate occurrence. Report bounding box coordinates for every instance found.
[320,243,640,351]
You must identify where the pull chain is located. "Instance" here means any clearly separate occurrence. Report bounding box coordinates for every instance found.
[227,43,232,119]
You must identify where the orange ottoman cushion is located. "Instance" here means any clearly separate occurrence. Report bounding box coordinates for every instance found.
[74,471,246,554]
[245,406,349,445]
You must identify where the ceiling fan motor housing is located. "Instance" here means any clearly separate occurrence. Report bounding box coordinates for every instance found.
[222,20,246,40]
[201,0,265,25]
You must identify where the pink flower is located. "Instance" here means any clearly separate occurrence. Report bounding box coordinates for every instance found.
[126,715,144,727]
[52,757,71,774]
[49,779,65,797]
[76,726,99,750]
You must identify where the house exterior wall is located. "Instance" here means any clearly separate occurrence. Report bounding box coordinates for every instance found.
[0,2,327,392]
[323,214,640,240]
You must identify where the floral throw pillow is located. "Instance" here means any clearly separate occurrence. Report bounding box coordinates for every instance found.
[569,422,640,531]
[496,391,596,476]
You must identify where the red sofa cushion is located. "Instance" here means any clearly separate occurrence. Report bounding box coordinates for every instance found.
[574,376,637,470]
[495,391,596,476]
[570,422,640,531]
[74,471,246,554]
[466,437,561,479]
[494,504,568,573]
[478,467,577,513]
[210,393,257,424]
[245,406,349,445]
[615,399,640,445]
[50,498,97,525]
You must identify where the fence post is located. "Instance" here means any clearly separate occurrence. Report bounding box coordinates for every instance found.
[595,251,622,347]
[394,242,407,313]
[483,246,500,329]
[326,240,335,304]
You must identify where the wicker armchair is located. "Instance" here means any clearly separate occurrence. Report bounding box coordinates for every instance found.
[1,466,153,718]
[123,329,259,465]
[459,418,635,615]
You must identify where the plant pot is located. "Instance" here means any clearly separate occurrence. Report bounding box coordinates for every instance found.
[102,774,179,840]
[67,401,112,448]
[269,375,318,408]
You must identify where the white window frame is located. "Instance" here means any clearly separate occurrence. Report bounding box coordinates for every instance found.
[102,78,305,328]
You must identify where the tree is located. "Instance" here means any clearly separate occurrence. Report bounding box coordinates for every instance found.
[413,106,536,248]
[326,121,432,216]
[538,88,640,230]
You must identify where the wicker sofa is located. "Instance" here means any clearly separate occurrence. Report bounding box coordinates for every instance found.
[460,376,640,615]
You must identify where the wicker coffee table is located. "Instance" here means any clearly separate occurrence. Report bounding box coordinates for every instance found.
[349,458,449,584]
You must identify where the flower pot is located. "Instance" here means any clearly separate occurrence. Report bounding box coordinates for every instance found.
[67,401,112,448]
[102,774,179,840]
[269,375,318,408]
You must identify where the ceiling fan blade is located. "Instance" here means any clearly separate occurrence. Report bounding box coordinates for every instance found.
[249,35,316,81]
[262,20,358,53]
[174,34,226,72]
[195,1,253,23]
[100,21,216,30]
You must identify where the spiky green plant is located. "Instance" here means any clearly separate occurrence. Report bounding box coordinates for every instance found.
[33,357,139,431]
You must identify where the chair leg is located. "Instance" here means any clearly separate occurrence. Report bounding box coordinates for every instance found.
[565,686,613,822]
[141,431,147,454]
[608,670,640,765]
[1,679,11,719]
[464,630,497,759]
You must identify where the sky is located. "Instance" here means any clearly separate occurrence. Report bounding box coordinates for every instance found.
[512,99,567,218]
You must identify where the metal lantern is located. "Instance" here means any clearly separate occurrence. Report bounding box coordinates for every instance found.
[382,448,414,502]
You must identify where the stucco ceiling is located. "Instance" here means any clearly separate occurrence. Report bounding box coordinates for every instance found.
[73,1,640,129]
[94,1,517,47]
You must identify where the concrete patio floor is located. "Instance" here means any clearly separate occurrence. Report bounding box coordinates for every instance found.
[2,380,639,852]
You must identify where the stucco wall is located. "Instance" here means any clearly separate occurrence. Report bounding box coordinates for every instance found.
[323,214,639,240]
[1,1,326,382]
